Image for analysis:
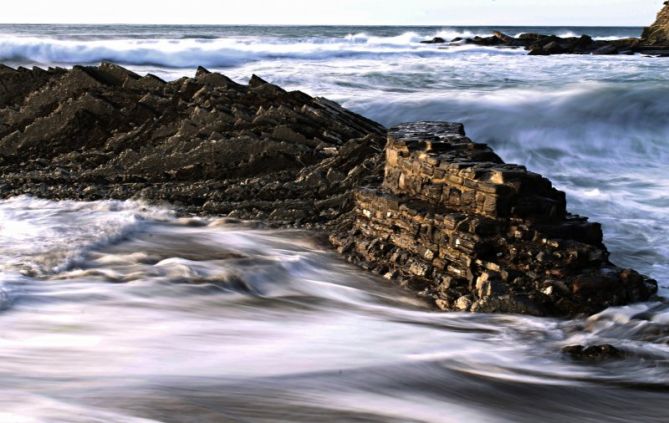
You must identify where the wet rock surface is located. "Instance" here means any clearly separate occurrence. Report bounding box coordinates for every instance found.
[0,64,658,317]
[329,122,658,318]
[562,344,624,361]
[0,63,385,228]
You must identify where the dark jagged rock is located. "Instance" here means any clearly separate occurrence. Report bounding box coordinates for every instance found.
[438,32,647,56]
[0,63,385,227]
[642,1,669,46]
[419,4,669,57]
[562,344,624,361]
[329,122,658,318]
[420,37,446,44]
[0,64,658,317]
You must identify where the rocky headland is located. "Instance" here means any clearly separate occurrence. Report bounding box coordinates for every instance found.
[421,3,669,56]
[0,63,659,318]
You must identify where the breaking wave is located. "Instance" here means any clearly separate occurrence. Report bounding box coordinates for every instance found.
[0,35,514,68]
[0,24,639,68]
[0,196,172,276]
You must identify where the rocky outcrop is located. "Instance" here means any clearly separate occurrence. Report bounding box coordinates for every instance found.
[642,1,669,45]
[329,122,657,318]
[426,31,649,56]
[0,64,658,317]
[0,63,385,227]
[421,1,669,57]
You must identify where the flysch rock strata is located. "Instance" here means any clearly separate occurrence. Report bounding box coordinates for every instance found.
[330,122,658,317]
[0,63,385,228]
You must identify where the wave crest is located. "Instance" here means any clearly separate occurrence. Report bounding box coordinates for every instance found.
[0,32,526,68]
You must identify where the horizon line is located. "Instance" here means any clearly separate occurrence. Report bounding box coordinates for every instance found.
[0,22,648,28]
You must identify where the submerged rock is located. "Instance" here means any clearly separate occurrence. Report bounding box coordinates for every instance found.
[0,64,658,317]
[420,37,446,44]
[562,344,624,361]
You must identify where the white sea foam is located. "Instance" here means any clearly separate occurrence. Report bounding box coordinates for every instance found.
[0,199,666,422]
[0,33,527,69]
[0,196,172,275]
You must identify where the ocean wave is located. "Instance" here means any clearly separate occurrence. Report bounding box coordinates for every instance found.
[551,30,631,41]
[0,196,172,276]
[348,82,669,158]
[0,33,530,68]
[344,29,494,44]
[0,27,638,68]
[344,31,424,45]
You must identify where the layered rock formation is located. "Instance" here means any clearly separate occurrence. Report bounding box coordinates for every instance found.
[642,1,669,45]
[330,122,657,317]
[0,63,385,227]
[0,64,658,317]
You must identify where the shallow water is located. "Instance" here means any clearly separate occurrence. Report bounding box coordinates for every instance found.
[1,24,668,421]
[0,197,668,422]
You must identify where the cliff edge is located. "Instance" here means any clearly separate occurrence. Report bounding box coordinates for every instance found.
[642,2,669,45]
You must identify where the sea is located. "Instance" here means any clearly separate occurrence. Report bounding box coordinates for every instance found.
[0,25,668,422]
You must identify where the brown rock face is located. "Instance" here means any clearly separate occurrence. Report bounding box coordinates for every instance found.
[330,122,658,318]
[643,2,669,45]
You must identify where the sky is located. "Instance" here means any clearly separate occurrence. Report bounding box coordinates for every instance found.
[0,0,664,26]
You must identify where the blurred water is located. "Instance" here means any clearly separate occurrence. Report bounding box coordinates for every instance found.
[0,197,667,422]
[1,24,668,422]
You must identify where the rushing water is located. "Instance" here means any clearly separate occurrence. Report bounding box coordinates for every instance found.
[0,25,668,422]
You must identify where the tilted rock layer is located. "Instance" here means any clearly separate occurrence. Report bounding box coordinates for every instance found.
[0,64,658,317]
[330,122,658,317]
[643,2,669,45]
[0,63,385,226]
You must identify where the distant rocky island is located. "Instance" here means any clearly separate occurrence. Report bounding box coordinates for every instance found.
[422,2,669,56]
[0,62,658,318]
